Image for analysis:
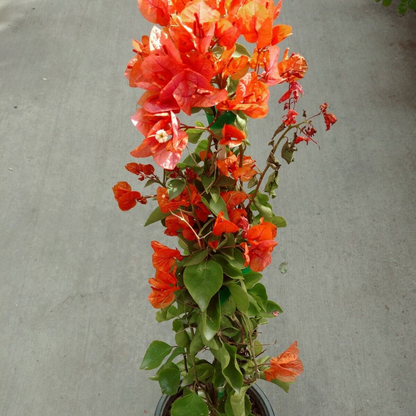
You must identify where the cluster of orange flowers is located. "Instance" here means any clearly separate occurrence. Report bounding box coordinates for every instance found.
[124,0,308,170]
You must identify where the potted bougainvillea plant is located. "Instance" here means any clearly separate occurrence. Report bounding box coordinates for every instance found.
[113,0,336,414]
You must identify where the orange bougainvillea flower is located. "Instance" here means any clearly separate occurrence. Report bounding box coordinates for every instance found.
[130,111,188,170]
[148,270,180,309]
[244,239,277,271]
[271,24,292,45]
[320,103,337,131]
[137,0,170,26]
[217,151,238,177]
[278,49,308,83]
[218,72,270,119]
[164,213,198,241]
[264,341,304,382]
[229,209,249,232]
[177,0,220,53]
[125,162,155,181]
[243,218,278,271]
[232,156,257,182]
[283,109,298,126]
[219,124,247,148]
[246,219,277,245]
[278,81,304,104]
[112,182,147,211]
[212,211,240,236]
[208,239,219,251]
[221,191,247,211]
[151,241,183,272]
[223,55,249,80]
[237,0,273,49]
[215,17,243,50]
[156,187,189,213]
[154,69,228,116]
[217,152,257,182]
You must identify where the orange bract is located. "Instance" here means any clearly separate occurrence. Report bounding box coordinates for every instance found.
[219,124,247,148]
[264,341,304,382]
[278,50,308,82]
[212,211,240,236]
[243,219,278,271]
[137,0,170,26]
[148,270,180,309]
[218,72,270,119]
[112,182,147,211]
[156,187,189,213]
[151,241,183,272]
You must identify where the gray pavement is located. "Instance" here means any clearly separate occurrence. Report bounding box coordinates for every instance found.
[1,0,415,415]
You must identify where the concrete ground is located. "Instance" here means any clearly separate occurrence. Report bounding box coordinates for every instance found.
[1,0,415,415]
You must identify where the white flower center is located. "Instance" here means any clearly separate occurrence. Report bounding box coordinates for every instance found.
[155,129,169,143]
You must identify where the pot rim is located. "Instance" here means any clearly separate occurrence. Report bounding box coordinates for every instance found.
[154,383,275,416]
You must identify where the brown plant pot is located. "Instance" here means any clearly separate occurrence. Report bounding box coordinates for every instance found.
[154,384,275,416]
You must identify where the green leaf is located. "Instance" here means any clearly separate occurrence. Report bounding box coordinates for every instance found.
[235,111,248,136]
[184,260,224,312]
[189,327,204,356]
[208,111,237,130]
[270,215,287,228]
[216,175,236,188]
[165,347,185,365]
[201,195,229,219]
[140,341,173,370]
[194,139,208,155]
[242,270,262,289]
[260,373,291,393]
[171,391,209,416]
[201,329,221,350]
[144,206,171,226]
[195,121,205,127]
[186,128,204,144]
[382,0,392,5]
[175,330,190,348]
[281,141,296,164]
[167,179,186,200]
[177,154,198,169]
[201,174,216,192]
[234,43,251,58]
[264,171,279,198]
[254,340,263,356]
[213,361,226,388]
[223,344,244,393]
[227,283,249,313]
[158,364,180,396]
[221,291,236,316]
[409,0,416,10]
[183,249,208,266]
[202,294,221,341]
[253,193,274,220]
[248,175,258,189]
[144,178,158,188]
[248,283,268,311]
[210,185,220,202]
[397,3,407,12]
[212,255,243,279]
[195,363,215,381]
[247,294,261,316]
[259,300,283,318]
[230,387,250,416]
